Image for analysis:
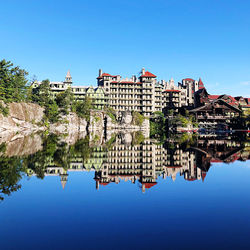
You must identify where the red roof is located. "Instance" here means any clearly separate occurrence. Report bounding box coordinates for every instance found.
[202,172,207,182]
[111,81,142,84]
[141,182,157,189]
[211,159,222,163]
[186,178,196,181]
[198,78,205,89]
[140,71,156,78]
[100,182,109,186]
[166,165,182,168]
[208,95,220,100]
[164,89,181,92]
[97,73,114,79]
[183,78,195,82]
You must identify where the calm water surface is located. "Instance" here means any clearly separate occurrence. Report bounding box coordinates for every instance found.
[0,134,249,250]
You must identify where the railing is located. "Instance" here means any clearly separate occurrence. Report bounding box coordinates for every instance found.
[197,115,231,119]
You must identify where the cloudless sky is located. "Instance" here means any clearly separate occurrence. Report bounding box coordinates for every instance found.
[1,0,250,96]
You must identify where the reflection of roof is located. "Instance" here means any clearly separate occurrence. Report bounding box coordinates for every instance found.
[186,178,196,181]
[99,182,109,186]
[140,71,156,78]
[202,172,207,182]
[141,182,157,189]
[164,89,181,92]
[166,165,182,168]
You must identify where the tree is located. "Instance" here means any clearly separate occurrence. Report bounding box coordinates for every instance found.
[44,100,59,123]
[55,88,74,115]
[72,96,93,121]
[0,59,29,102]
[0,156,25,201]
[32,79,51,106]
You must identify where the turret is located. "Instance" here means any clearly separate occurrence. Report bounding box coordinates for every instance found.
[64,70,72,84]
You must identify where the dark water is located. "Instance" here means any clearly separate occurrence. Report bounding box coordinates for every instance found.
[0,134,249,250]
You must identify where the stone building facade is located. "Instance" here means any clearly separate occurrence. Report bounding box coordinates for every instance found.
[97,68,163,117]
[31,68,207,116]
[32,71,107,110]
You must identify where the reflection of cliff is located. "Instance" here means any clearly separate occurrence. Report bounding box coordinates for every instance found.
[0,134,43,157]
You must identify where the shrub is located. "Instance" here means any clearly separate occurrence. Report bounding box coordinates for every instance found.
[132,131,145,145]
[105,107,116,123]
[132,111,145,126]
[0,102,9,117]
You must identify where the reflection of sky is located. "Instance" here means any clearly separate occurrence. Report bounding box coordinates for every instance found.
[1,160,250,249]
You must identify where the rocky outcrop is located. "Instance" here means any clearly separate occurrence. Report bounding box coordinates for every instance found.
[0,102,149,148]
[0,103,88,145]
[50,113,87,134]
[0,102,45,135]
[105,111,150,141]
[89,111,105,146]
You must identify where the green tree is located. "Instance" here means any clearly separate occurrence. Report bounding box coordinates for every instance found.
[0,156,25,201]
[0,59,29,102]
[72,96,93,121]
[55,88,74,115]
[32,79,51,106]
[44,100,59,123]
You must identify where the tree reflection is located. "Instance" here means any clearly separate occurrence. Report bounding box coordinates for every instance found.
[0,155,24,201]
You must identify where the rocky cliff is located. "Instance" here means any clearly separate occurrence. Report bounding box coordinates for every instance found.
[0,102,88,144]
[0,102,150,147]
[0,102,45,134]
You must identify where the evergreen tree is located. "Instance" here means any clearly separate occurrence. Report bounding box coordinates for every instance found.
[55,88,74,115]
[0,59,28,102]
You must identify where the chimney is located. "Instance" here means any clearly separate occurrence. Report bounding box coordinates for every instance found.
[132,75,136,82]
[142,68,145,75]
[99,69,103,77]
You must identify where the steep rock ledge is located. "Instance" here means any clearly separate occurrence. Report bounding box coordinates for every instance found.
[0,102,45,134]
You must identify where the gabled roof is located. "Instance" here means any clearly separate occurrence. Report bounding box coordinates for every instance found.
[190,99,242,113]
[208,95,220,100]
[245,98,250,104]
[183,78,195,82]
[97,73,114,79]
[198,78,205,89]
[140,71,156,78]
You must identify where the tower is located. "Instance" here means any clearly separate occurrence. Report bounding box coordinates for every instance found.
[64,70,72,84]
[60,172,68,189]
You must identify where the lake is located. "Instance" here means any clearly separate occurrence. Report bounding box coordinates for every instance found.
[0,133,249,250]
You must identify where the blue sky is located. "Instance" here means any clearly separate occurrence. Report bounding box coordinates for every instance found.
[1,0,249,96]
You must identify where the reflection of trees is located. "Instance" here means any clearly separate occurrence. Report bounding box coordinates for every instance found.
[24,134,92,178]
[73,136,92,162]
[0,156,25,201]
[24,134,59,179]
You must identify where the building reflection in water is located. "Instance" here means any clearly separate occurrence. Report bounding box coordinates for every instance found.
[26,133,250,192]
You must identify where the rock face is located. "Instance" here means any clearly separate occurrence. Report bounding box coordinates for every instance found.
[105,111,150,142]
[0,102,149,147]
[50,113,87,134]
[49,112,88,145]
[0,102,45,134]
[0,102,88,146]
